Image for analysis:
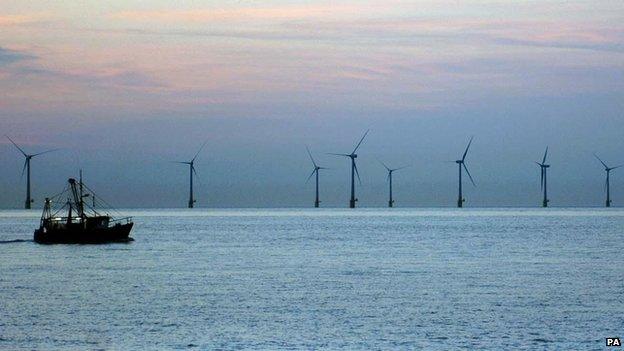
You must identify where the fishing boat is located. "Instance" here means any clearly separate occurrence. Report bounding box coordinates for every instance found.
[34,172,133,244]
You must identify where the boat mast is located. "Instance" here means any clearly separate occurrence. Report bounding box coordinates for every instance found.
[79,170,84,217]
[67,199,73,225]
[40,197,51,227]
[68,178,82,220]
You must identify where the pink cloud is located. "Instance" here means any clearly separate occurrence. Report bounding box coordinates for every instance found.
[111,5,364,23]
[0,14,49,26]
[311,17,622,42]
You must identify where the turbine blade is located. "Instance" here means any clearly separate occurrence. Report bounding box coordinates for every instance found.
[354,162,362,185]
[192,140,208,162]
[327,153,350,157]
[20,160,27,179]
[542,146,548,164]
[394,165,410,171]
[378,159,390,171]
[594,153,609,169]
[6,135,27,157]
[306,146,318,167]
[463,163,476,186]
[611,164,624,170]
[352,129,370,154]
[191,164,203,189]
[172,161,191,165]
[305,169,316,183]
[461,136,474,162]
[31,148,60,157]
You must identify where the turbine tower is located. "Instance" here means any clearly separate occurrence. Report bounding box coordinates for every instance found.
[594,153,622,207]
[175,141,207,208]
[329,130,369,208]
[379,161,408,208]
[455,137,476,208]
[6,136,59,209]
[535,147,550,207]
[306,146,328,208]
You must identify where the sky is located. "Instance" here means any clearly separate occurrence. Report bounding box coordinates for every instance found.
[0,0,623,208]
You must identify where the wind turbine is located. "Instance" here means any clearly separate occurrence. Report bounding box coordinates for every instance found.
[306,146,328,208]
[535,147,550,207]
[6,136,59,209]
[594,153,622,207]
[455,137,475,208]
[329,130,369,208]
[379,160,408,208]
[174,141,207,208]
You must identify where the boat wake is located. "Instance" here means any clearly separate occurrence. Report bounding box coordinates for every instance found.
[0,239,33,244]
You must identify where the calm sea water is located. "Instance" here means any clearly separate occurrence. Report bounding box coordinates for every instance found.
[0,208,623,350]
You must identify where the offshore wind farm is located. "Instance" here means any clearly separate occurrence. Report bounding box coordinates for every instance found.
[2,131,622,209]
[1,1,623,350]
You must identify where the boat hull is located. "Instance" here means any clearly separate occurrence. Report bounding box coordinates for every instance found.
[34,222,134,244]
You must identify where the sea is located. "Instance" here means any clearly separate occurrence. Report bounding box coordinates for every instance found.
[0,208,622,350]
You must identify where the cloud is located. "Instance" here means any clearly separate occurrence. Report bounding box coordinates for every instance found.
[0,47,34,66]
[0,14,49,26]
[283,18,624,53]
[111,5,364,23]
[12,65,165,90]
[2,2,623,116]
[492,37,624,53]
[102,70,166,89]
[104,10,624,54]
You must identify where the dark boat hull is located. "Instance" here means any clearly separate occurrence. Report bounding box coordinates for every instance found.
[34,223,134,244]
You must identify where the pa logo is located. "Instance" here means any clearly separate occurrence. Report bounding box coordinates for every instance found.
[607,337,621,347]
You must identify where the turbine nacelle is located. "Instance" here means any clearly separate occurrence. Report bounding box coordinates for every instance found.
[595,154,622,173]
